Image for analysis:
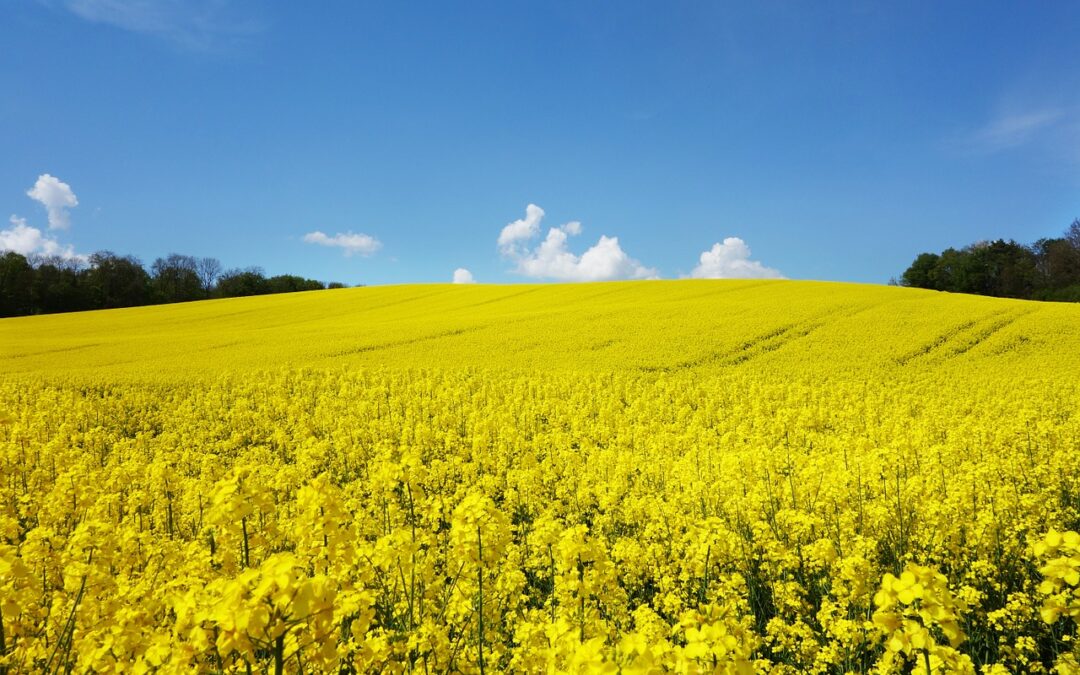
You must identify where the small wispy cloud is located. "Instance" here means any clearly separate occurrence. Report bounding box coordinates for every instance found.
[967,108,1065,153]
[55,0,263,51]
[303,230,382,257]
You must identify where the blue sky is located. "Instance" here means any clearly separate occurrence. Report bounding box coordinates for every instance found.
[2,1,1079,286]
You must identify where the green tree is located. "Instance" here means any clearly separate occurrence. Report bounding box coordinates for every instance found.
[1032,238,1080,289]
[86,251,152,309]
[266,275,325,294]
[151,254,203,303]
[30,255,89,314]
[216,267,270,297]
[0,252,34,317]
[901,252,941,289]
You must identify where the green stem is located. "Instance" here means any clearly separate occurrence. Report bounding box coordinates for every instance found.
[548,545,555,623]
[0,601,7,675]
[45,549,93,675]
[241,517,250,567]
[477,524,485,675]
[700,545,711,605]
[274,633,285,675]
[578,556,585,642]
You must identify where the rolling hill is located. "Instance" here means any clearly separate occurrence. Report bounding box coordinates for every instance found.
[3,279,1077,380]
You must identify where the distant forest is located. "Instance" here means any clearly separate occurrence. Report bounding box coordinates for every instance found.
[0,251,345,318]
[900,219,1080,302]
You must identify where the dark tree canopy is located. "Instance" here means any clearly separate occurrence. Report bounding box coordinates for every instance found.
[900,221,1080,302]
[0,251,337,317]
[0,252,34,317]
[266,274,326,294]
[216,268,270,297]
[900,252,940,290]
[86,252,152,309]
[151,254,202,304]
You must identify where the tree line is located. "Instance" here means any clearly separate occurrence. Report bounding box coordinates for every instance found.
[900,219,1080,302]
[0,251,346,318]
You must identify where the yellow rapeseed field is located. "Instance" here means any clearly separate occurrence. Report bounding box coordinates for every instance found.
[2,280,1080,673]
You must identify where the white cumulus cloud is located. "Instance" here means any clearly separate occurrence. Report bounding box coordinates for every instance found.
[560,220,582,236]
[452,268,476,284]
[303,230,382,257]
[27,174,78,230]
[1,215,80,260]
[690,237,783,279]
[497,203,545,255]
[497,204,658,282]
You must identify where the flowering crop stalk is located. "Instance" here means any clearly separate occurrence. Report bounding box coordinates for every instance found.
[579,556,585,642]
[548,545,556,623]
[477,523,485,675]
[165,478,174,538]
[700,544,712,605]
[241,516,250,568]
[45,549,93,675]
[896,470,906,560]
[407,484,417,632]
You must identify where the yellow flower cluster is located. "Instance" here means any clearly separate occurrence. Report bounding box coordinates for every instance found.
[1035,531,1080,673]
[1036,530,1080,622]
[872,564,972,673]
[1,280,1080,672]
